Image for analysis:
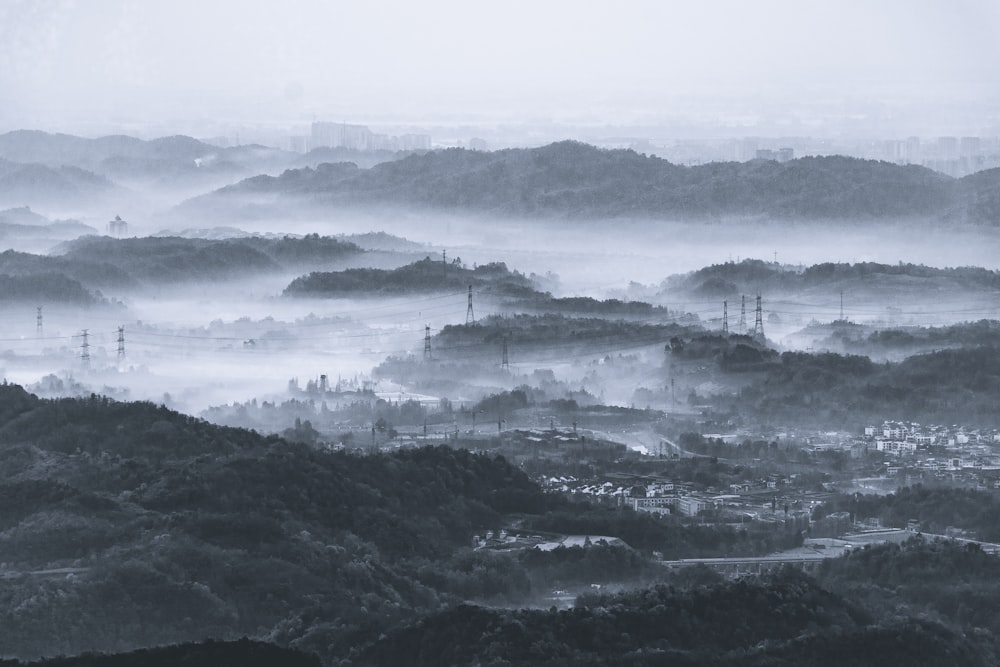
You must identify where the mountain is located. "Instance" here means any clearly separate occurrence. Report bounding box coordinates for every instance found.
[0,207,97,252]
[284,257,537,297]
[0,159,120,209]
[0,131,409,197]
[0,384,556,662]
[183,141,978,221]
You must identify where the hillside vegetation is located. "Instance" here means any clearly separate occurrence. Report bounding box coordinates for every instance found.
[185,141,1000,222]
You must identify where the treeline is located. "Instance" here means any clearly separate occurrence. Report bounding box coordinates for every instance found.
[523,506,803,559]
[202,141,989,221]
[357,565,993,666]
[0,235,363,293]
[21,538,1000,666]
[720,345,1000,427]
[58,234,362,283]
[434,313,693,356]
[668,332,777,371]
[0,272,97,304]
[283,257,537,297]
[814,485,1000,542]
[664,258,1000,297]
[0,639,320,667]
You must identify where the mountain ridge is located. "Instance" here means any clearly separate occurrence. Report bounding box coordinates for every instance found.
[183,140,995,222]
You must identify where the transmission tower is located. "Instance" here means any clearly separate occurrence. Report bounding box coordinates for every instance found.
[839,290,844,321]
[753,294,764,340]
[501,335,509,370]
[739,295,746,335]
[80,329,90,368]
[36,306,42,337]
[442,250,447,279]
[117,325,125,360]
[722,300,729,334]
[466,285,475,324]
[423,325,431,360]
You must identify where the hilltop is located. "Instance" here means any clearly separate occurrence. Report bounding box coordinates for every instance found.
[178,141,1000,223]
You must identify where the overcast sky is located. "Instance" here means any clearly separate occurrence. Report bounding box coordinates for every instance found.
[1,0,998,136]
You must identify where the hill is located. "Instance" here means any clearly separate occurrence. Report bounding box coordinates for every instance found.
[662,259,1000,297]
[284,256,538,297]
[0,385,556,661]
[183,141,981,221]
[712,345,1000,428]
[0,159,119,209]
[0,235,365,290]
[358,568,991,667]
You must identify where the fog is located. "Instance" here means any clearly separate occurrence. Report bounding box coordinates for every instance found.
[3,191,998,430]
[3,1,999,137]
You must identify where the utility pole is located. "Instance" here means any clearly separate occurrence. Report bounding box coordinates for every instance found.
[754,294,764,340]
[423,325,431,360]
[501,335,509,370]
[117,325,125,360]
[36,306,42,338]
[466,285,475,324]
[722,300,729,335]
[739,295,746,335]
[80,329,90,368]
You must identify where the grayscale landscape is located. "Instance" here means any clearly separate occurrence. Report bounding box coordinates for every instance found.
[1,2,1000,666]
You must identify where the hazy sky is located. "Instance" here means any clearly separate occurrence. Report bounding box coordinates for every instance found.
[2,0,998,136]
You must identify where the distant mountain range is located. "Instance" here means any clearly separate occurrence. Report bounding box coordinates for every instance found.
[3,131,1000,224]
[0,158,120,209]
[0,131,412,206]
[185,141,1000,223]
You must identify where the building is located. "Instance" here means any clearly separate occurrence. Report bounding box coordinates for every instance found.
[107,215,128,238]
[311,122,431,152]
[632,496,676,515]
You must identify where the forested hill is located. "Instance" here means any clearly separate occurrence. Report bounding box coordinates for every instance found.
[0,235,364,291]
[284,257,538,297]
[662,259,1000,296]
[187,141,999,222]
[0,383,555,662]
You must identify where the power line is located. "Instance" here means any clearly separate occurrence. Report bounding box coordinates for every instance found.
[754,294,763,339]
[79,329,90,368]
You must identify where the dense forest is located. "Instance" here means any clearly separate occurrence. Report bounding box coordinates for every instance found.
[705,344,1000,427]
[183,141,1000,223]
[6,384,1000,665]
[283,257,537,297]
[0,235,364,292]
[662,258,1000,297]
[358,560,996,666]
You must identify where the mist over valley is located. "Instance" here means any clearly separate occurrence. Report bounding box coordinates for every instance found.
[3,4,1000,661]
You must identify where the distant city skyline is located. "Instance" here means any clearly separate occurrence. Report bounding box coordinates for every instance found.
[1,0,999,139]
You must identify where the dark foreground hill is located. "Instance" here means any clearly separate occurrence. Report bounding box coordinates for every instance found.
[2,639,319,667]
[183,141,1000,223]
[3,385,1000,665]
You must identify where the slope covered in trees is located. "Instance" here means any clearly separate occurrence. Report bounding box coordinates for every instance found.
[357,567,993,667]
[284,257,537,297]
[0,235,364,290]
[713,345,1000,427]
[662,258,1000,297]
[185,141,994,222]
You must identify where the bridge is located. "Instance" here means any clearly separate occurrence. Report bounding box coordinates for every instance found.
[661,529,1000,576]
